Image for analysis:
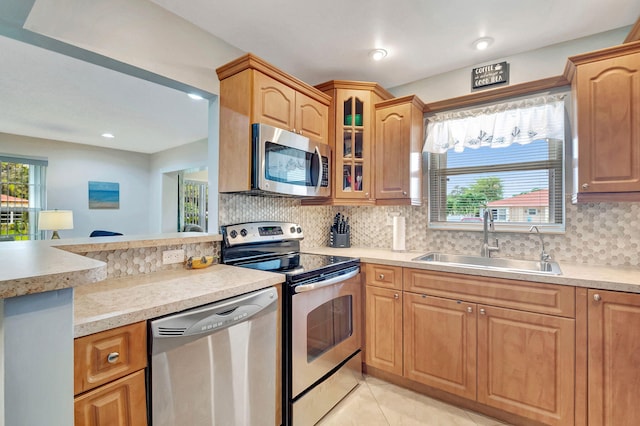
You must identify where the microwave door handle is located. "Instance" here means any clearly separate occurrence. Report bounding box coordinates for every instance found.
[313,146,322,192]
[294,268,359,293]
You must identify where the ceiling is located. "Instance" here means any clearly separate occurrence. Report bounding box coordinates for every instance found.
[0,0,638,154]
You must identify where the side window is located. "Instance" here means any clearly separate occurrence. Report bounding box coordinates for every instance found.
[0,156,47,240]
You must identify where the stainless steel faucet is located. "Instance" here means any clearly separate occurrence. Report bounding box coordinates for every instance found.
[529,226,551,264]
[480,210,499,257]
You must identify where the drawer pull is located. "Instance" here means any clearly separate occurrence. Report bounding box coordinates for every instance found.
[467,306,473,313]
[394,293,399,300]
[479,308,486,315]
[593,294,602,302]
[107,352,120,364]
[378,274,384,280]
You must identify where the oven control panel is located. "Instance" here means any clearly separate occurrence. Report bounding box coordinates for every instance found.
[222,221,304,246]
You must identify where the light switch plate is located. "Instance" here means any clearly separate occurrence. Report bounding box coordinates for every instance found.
[162,249,185,265]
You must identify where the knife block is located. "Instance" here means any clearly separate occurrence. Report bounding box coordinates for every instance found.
[329,229,350,248]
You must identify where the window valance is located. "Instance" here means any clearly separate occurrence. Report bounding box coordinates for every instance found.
[423,94,566,154]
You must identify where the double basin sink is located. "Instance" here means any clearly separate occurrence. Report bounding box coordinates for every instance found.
[412,252,562,275]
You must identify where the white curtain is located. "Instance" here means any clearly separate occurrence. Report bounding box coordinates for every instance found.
[423,95,566,153]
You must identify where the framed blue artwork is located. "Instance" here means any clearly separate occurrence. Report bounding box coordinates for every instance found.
[88,181,120,209]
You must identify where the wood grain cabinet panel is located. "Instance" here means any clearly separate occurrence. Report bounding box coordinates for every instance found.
[74,370,147,426]
[365,263,402,290]
[477,305,575,426]
[295,91,329,144]
[587,289,640,426]
[403,293,477,400]
[365,286,403,375]
[253,71,296,131]
[566,42,640,201]
[374,95,424,205]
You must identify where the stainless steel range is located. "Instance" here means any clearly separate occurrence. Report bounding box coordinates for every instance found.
[221,221,362,426]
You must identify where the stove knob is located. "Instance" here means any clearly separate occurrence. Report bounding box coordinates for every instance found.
[240,229,248,237]
[229,230,238,239]
[297,227,302,233]
[290,226,296,234]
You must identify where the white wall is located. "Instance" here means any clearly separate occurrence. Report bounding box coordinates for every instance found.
[0,133,151,238]
[149,138,209,233]
[390,27,631,102]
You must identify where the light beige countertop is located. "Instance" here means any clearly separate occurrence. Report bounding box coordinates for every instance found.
[0,233,222,299]
[303,247,640,294]
[74,264,284,337]
[0,241,107,298]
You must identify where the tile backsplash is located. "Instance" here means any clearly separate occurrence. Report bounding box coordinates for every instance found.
[219,193,640,268]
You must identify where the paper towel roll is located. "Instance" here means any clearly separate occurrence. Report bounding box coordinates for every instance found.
[392,216,406,252]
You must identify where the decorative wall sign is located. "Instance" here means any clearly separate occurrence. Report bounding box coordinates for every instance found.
[472,62,509,90]
[88,181,120,209]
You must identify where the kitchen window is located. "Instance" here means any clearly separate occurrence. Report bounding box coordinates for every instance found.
[1,155,47,240]
[425,94,566,232]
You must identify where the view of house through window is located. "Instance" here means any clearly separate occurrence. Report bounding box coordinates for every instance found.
[0,156,47,240]
[425,95,565,231]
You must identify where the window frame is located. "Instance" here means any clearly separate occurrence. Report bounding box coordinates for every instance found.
[427,138,565,233]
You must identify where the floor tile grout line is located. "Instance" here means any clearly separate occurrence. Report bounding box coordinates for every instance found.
[362,375,392,425]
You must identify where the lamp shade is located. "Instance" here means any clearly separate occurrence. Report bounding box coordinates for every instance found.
[38,210,73,239]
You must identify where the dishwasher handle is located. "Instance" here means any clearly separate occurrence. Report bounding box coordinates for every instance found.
[150,287,278,355]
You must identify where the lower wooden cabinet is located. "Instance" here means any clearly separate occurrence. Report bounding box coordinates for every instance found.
[74,321,148,426]
[477,305,575,426]
[74,370,147,426]
[403,293,477,400]
[587,289,640,426]
[365,285,403,375]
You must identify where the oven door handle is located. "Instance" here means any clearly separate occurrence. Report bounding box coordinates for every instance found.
[294,268,359,293]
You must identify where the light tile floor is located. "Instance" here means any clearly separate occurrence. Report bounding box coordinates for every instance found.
[318,376,512,426]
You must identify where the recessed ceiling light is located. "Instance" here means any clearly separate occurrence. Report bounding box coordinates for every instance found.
[369,48,388,61]
[187,93,204,100]
[101,133,115,138]
[473,37,494,51]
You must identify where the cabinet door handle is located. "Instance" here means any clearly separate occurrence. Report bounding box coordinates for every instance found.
[467,306,473,313]
[593,293,602,302]
[582,183,589,190]
[394,293,399,299]
[365,192,369,197]
[479,308,486,315]
[378,273,384,280]
[402,191,407,196]
[107,352,120,364]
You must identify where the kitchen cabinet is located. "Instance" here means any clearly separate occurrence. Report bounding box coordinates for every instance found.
[310,81,394,205]
[74,321,148,426]
[403,268,575,426]
[374,95,424,205]
[364,264,403,375]
[586,289,640,425]
[216,53,331,193]
[565,41,640,202]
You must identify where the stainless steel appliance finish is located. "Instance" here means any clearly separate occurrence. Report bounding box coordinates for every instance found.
[412,252,562,275]
[221,221,362,426]
[252,123,331,197]
[149,287,278,426]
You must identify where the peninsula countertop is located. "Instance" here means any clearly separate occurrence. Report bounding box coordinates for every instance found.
[303,247,640,294]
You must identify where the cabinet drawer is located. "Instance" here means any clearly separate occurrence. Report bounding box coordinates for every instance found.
[365,264,403,289]
[74,321,147,395]
[403,269,575,318]
[74,370,147,426]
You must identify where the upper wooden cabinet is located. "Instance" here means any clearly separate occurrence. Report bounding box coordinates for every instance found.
[565,41,640,202]
[375,95,424,205]
[310,81,393,205]
[216,54,331,193]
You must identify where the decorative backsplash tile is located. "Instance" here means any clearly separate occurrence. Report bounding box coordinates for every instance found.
[218,193,640,268]
[85,242,219,278]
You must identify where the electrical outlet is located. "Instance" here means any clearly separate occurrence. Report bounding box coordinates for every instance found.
[162,249,185,265]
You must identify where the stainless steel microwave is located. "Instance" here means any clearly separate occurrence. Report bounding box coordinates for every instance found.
[251,123,331,197]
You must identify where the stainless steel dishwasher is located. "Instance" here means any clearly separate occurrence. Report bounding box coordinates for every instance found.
[149,287,278,426]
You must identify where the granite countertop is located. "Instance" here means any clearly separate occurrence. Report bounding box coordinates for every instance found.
[0,233,221,299]
[74,264,284,337]
[303,247,640,294]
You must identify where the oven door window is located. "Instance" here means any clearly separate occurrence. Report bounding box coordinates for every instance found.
[265,141,322,188]
[306,295,353,362]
